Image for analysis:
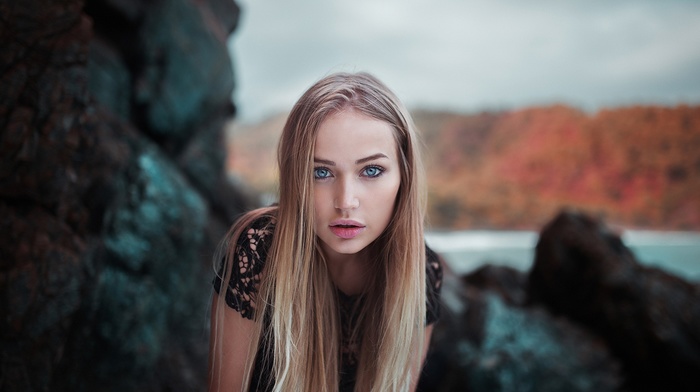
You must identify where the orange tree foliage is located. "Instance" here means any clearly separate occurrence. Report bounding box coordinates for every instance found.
[228,105,700,230]
[415,105,700,230]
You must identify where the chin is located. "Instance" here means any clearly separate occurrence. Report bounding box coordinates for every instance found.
[330,242,367,255]
[320,236,371,256]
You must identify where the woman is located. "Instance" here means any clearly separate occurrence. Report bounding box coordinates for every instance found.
[209,72,443,391]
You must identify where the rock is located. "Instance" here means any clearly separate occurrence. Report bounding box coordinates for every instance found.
[529,210,700,391]
[0,2,96,389]
[0,202,87,391]
[134,0,238,149]
[1,0,249,390]
[178,116,251,223]
[462,264,529,306]
[87,36,132,119]
[420,263,621,392]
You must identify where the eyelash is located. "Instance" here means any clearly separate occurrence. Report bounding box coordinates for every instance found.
[314,167,332,180]
[313,165,385,180]
[362,165,384,178]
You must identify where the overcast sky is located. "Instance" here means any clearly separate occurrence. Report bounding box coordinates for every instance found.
[227,0,700,124]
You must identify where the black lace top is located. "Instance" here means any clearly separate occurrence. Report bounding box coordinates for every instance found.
[213,215,443,391]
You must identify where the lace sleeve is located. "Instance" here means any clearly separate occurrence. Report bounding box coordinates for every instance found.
[425,245,444,325]
[212,216,275,320]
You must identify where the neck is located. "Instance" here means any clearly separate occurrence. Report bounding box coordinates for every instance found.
[321,245,369,296]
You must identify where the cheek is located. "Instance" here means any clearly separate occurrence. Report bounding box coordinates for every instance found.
[313,186,332,227]
[378,175,401,214]
[313,189,323,220]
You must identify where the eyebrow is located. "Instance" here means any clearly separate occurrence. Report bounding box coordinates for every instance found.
[313,153,389,166]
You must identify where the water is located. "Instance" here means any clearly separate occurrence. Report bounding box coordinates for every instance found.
[425,230,700,282]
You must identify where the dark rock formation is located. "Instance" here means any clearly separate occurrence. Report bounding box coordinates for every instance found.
[462,264,528,307]
[529,210,700,391]
[420,263,621,392]
[423,209,700,391]
[1,0,250,390]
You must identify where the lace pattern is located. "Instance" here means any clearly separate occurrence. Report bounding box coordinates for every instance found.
[426,246,444,324]
[213,216,274,320]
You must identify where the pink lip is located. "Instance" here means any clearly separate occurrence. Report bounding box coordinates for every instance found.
[329,220,366,239]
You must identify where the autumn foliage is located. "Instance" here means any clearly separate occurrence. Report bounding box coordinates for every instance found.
[227,105,700,230]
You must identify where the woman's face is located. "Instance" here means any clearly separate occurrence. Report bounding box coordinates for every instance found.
[313,109,402,260]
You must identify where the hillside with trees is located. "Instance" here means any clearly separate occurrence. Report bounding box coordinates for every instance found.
[227,105,700,230]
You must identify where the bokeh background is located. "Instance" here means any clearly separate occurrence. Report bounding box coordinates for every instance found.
[231,0,700,124]
[2,0,699,391]
[228,0,700,231]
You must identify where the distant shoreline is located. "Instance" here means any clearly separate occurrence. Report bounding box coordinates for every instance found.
[426,229,700,281]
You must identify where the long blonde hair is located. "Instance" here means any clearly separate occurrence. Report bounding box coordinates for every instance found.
[213,72,427,391]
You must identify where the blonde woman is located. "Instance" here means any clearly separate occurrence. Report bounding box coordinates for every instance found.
[209,72,443,392]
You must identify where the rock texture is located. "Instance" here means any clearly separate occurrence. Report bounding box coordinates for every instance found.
[1,0,249,390]
[422,210,700,391]
[530,211,700,391]
[421,264,622,392]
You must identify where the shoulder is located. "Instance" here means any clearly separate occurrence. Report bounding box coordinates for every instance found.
[233,210,276,256]
[424,244,443,325]
[228,209,277,282]
[425,244,443,288]
[212,208,277,319]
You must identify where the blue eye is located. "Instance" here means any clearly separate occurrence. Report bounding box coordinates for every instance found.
[314,167,331,179]
[362,166,384,178]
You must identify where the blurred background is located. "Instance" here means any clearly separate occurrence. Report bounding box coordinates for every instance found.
[230,0,700,125]
[2,0,699,391]
[227,0,700,278]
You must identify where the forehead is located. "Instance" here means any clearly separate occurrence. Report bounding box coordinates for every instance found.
[314,109,398,160]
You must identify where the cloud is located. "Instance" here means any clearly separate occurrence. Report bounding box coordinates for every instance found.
[229,0,700,123]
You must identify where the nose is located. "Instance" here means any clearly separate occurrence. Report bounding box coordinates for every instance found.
[334,178,359,211]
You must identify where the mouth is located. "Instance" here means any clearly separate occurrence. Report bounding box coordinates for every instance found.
[329,220,366,239]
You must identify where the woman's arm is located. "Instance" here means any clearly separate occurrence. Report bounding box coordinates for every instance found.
[409,324,434,392]
[208,294,257,392]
